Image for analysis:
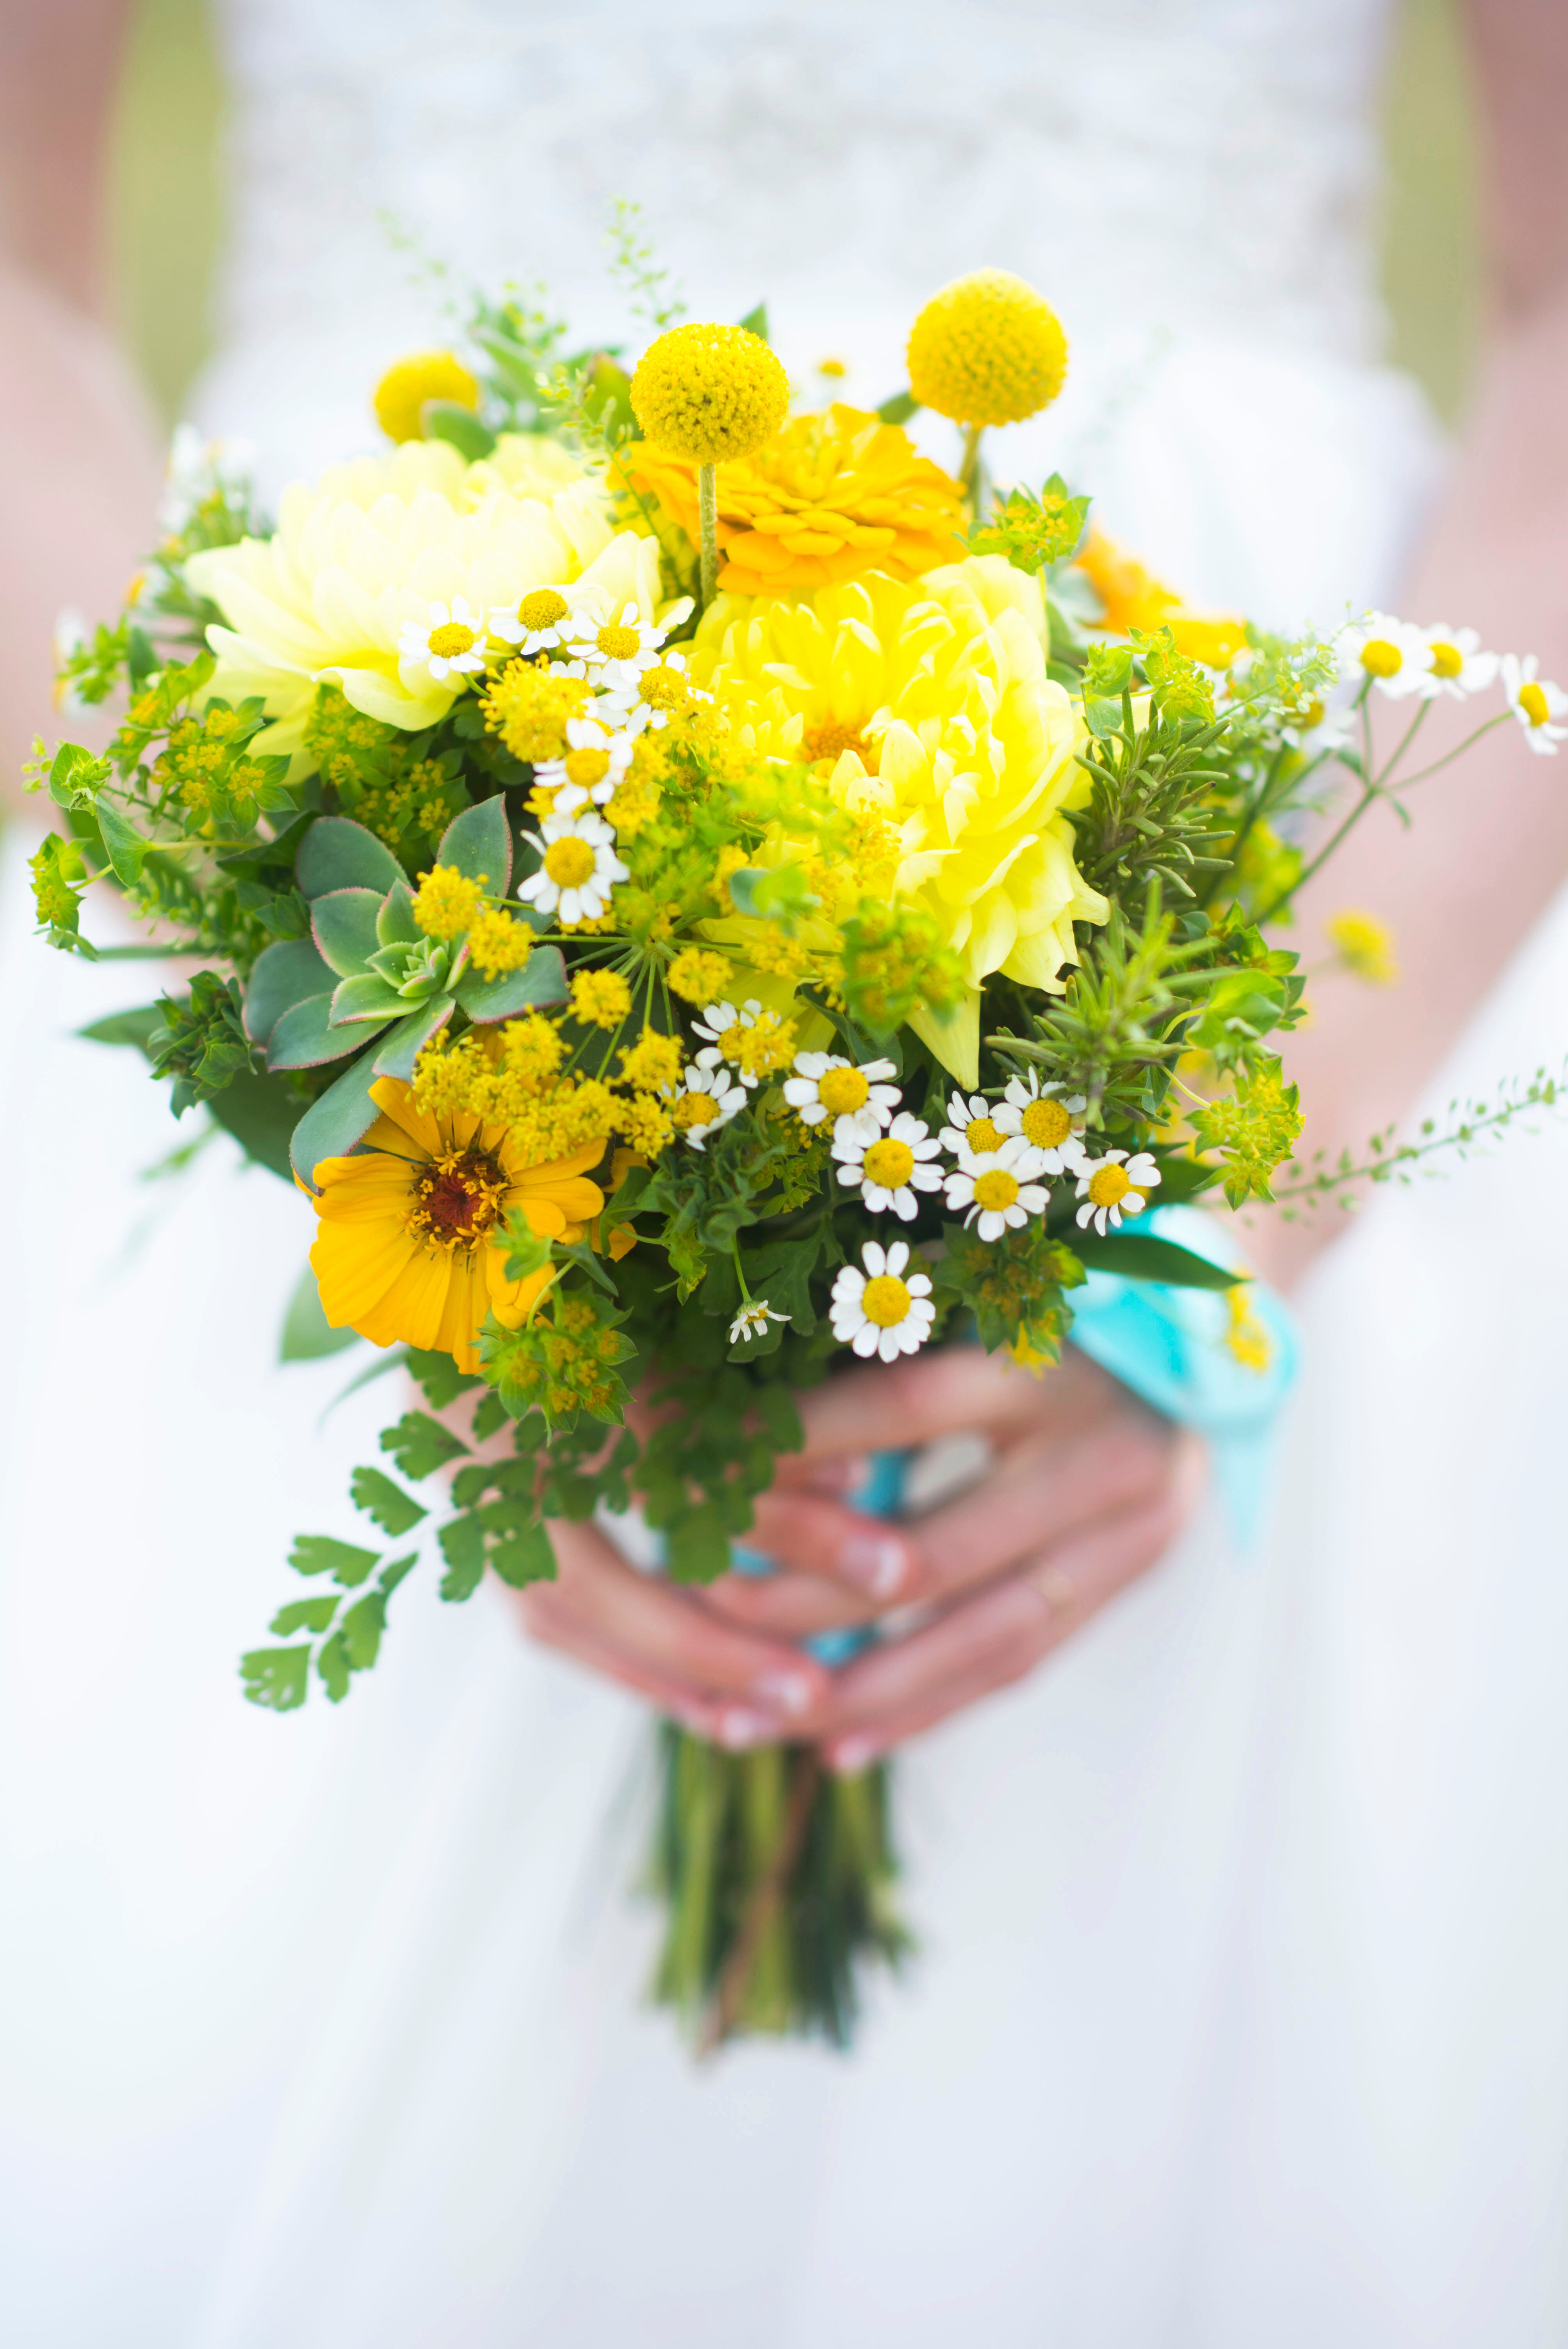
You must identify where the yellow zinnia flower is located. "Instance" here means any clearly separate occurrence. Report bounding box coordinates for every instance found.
[185,437,662,768]
[309,1077,609,1373]
[1076,528,1246,669]
[692,557,1108,1085]
[621,406,966,597]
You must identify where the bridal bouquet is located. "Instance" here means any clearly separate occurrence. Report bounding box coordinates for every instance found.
[34,263,1561,2048]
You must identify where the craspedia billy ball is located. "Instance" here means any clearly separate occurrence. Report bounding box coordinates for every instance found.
[372,350,481,444]
[906,271,1068,429]
[631,323,791,466]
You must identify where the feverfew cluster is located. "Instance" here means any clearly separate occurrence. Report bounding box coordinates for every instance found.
[1338,614,1567,754]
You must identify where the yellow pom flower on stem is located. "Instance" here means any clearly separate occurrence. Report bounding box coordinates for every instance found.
[631,323,791,610]
[906,270,1068,429]
[373,351,481,444]
[308,1078,609,1373]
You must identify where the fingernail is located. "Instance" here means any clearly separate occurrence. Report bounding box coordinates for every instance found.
[717,1707,776,1750]
[828,1734,881,1775]
[754,1668,814,1718]
[840,1533,907,1599]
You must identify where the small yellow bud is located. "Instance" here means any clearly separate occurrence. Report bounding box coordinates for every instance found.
[373,350,481,445]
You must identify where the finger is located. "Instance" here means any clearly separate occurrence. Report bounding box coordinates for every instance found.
[516,1518,833,1727]
[697,1564,877,1636]
[816,1451,1201,1766]
[515,1603,784,1751]
[791,1343,1119,1464]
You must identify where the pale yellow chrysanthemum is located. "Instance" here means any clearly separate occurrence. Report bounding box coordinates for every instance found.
[186,437,663,768]
[691,557,1108,1085]
[621,407,966,597]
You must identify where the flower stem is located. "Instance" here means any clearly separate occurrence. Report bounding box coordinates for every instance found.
[959,424,985,516]
[698,462,718,610]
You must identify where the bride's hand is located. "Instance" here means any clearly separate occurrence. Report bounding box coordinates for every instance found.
[698,1348,1204,1769]
[505,1350,1201,1762]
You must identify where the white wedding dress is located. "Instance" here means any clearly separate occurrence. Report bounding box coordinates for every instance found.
[6,3,1568,2344]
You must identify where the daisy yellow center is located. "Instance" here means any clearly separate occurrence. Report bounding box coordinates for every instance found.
[428,622,478,659]
[640,664,686,709]
[519,589,568,631]
[817,1066,870,1116]
[597,623,643,661]
[973,1169,1019,1212]
[965,1115,1003,1153]
[1360,638,1403,678]
[1302,698,1326,729]
[1021,1098,1071,1149]
[564,746,611,786]
[805,718,874,770]
[407,1148,506,1251]
[863,1137,915,1189]
[1087,1164,1132,1208]
[861,1273,912,1327]
[544,837,598,888]
[673,1090,718,1130]
[716,1023,745,1059]
[1520,682,1551,727]
[1429,641,1463,678]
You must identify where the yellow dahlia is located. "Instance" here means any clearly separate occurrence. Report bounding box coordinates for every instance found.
[906,271,1068,429]
[631,323,791,466]
[692,557,1108,1085]
[1076,529,1246,669]
[185,437,662,766]
[372,350,481,444]
[309,1077,609,1373]
[621,406,966,597]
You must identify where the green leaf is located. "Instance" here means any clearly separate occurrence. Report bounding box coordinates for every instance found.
[289,1533,380,1584]
[317,1631,352,1702]
[376,880,421,946]
[736,302,770,340]
[78,1005,162,1052]
[267,991,358,1070]
[311,886,386,977]
[877,389,920,425]
[269,1595,340,1636]
[340,1590,388,1669]
[280,1262,358,1361]
[371,996,457,1083]
[95,798,149,887]
[378,1551,419,1595]
[350,1465,429,1535]
[485,1514,556,1589]
[380,1409,470,1480]
[665,1502,732,1584]
[330,972,413,1025]
[207,1065,300,1182]
[241,1645,312,1711]
[1069,1230,1241,1290]
[422,399,497,459]
[437,1511,487,1600]
[244,937,335,1045]
[296,815,404,901]
[437,795,512,893]
[289,1050,383,1188]
[404,1349,481,1410]
[455,945,568,1023]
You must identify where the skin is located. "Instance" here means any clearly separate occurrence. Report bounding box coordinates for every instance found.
[4,1,1565,1762]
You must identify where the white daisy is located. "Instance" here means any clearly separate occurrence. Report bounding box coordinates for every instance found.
[833,1112,944,1221]
[486,583,588,656]
[563,601,672,695]
[671,1053,747,1151]
[830,1240,936,1363]
[943,1139,1052,1242]
[531,714,636,813]
[1416,623,1497,700]
[937,1091,1009,1160]
[398,596,490,686]
[782,1053,900,1146]
[1074,1149,1162,1236]
[516,811,629,926]
[729,1298,788,1345]
[597,647,705,734]
[1501,654,1568,756]
[993,1071,1089,1176]
[693,998,763,1059]
[1340,613,1427,700]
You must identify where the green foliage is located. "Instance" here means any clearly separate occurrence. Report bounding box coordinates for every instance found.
[967,473,1090,574]
[147,971,253,1114]
[349,1466,429,1536]
[380,1410,470,1479]
[838,901,967,1035]
[239,1645,310,1711]
[934,1220,1083,1365]
[29,832,91,952]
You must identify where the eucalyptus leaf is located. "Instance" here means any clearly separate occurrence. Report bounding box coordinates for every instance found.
[455,945,567,1023]
[296,815,404,900]
[244,937,334,1044]
[312,887,387,978]
[437,795,512,893]
[280,1262,358,1361]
